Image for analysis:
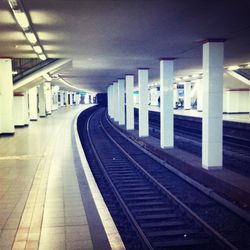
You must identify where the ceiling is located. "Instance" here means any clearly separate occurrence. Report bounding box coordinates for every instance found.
[1,0,250,92]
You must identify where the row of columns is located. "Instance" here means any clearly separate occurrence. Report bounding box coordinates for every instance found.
[0,58,81,134]
[107,41,224,170]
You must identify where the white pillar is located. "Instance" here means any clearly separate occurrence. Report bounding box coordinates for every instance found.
[197,79,203,112]
[202,41,224,169]
[65,91,69,107]
[38,84,46,117]
[45,82,52,115]
[125,75,134,130]
[138,68,149,137]
[0,58,14,134]
[113,82,119,122]
[75,93,80,105]
[59,91,64,106]
[160,59,174,148]
[13,93,29,126]
[118,79,125,125]
[51,86,58,111]
[110,85,114,118]
[184,82,191,110]
[68,92,72,105]
[28,86,38,121]
[107,86,111,117]
[173,84,179,108]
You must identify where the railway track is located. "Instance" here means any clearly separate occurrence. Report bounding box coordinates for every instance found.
[133,114,250,177]
[81,107,250,250]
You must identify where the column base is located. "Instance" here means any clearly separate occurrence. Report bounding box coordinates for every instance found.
[161,145,174,149]
[202,164,223,170]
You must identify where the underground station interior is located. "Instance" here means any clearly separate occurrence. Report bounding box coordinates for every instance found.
[0,0,250,249]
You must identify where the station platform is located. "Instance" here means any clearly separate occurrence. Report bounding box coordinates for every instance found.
[0,105,124,250]
[136,104,250,124]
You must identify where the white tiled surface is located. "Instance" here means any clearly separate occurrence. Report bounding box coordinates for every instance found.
[0,105,94,250]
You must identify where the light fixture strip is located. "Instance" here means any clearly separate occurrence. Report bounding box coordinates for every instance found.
[8,0,47,60]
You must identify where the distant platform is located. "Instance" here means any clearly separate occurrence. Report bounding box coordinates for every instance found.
[134,104,250,124]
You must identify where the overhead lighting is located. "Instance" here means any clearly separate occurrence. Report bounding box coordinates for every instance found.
[175,77,181,81]
[13,10,29,29]
[228,65,240,71]
[25,32,37,44]
[39,54,47,61]
[183,76,189,80]
[33,45,43,54]
[12,70,18,75]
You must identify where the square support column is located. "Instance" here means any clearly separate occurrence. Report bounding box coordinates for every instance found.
[197,79,203,112]
[110,85,114,118]
[28,86,38,121]
[173,84,179,109]
[118,79,125,125]
[13,93,29,126]
[45,82,52,114]
[60,91,64,106]
[113,82,119,122]
[184,82,191,110]
[0,58,14,134]
[107,86,111,117]
[38,84,46,117]
[160,59,174,148]
[138,68,149,137]
[202,41,224,169]
[125,75,134,130]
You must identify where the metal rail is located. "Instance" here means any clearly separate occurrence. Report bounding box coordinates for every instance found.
[103,112,238,250]
[86,111,154,250]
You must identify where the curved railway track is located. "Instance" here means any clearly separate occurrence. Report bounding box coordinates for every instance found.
[80,107,250,250]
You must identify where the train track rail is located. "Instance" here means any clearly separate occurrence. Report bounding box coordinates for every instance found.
[81,107,250,249]
[134,116,250,177]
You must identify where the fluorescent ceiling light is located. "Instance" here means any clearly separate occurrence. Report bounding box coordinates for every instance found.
[39,54,46,61]
[12,70,18,75]
[33,45,42,54]
[175,77,181,81]
[183,76,189,80]
[228,65,240,71]
[13,10,29,29]
[25,32,37,44]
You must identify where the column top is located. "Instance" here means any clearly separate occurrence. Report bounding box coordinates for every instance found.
[159,57,176,61]
[117,78,125,80]
[137,67,150,70]
[125,74,135,76]
[199,38,226,44]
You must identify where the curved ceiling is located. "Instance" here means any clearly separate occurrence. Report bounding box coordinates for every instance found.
[1,0,250,92]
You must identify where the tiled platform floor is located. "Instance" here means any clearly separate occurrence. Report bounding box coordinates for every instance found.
[0,105,123,250]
